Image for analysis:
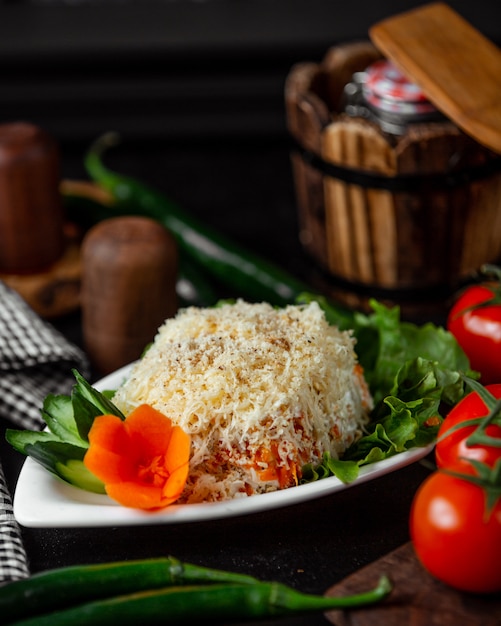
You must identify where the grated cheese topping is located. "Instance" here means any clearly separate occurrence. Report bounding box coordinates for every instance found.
[113,300,372,502]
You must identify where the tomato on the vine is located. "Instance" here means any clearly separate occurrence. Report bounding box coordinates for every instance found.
[410,465,501,594]
[447,272,501,384]
[435,383,501,469]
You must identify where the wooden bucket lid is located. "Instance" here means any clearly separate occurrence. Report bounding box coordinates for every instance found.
[369,2,501,154]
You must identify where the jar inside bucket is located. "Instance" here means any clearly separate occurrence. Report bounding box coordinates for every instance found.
[343,59,446,135]
[285,42,501,319]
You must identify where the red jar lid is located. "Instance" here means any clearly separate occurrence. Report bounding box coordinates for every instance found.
[363,59,438,116]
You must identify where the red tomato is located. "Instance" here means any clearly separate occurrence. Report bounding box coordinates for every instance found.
[435,384,501,469]
[410,468,501,593]
[447,283,501,384]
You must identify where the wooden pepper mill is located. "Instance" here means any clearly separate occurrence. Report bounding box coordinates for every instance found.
[0,122,64,273]
[81,216,178,376]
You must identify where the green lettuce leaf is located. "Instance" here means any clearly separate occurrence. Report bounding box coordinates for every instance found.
[5,369,121,492]
[353,300,471,403]
[301,298,476,484]
[41,394,85,446]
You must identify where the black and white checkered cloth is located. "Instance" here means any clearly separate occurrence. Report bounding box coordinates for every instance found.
[0,464,29,584]
[0,280,90,584]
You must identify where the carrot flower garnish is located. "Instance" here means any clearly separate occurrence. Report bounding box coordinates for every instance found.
[84,404,191,510]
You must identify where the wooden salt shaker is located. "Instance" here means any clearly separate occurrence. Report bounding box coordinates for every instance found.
[81,216,178,376]
[0,122,64,273]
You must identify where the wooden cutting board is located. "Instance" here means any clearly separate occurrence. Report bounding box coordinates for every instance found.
[324,542,501,626]
[369,2,501,154]
[0,228,82,319]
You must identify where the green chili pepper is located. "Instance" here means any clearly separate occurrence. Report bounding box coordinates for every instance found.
[83,132,311,307]
[176,251,219,306]
[62,189,218,307]
[0,557,259,624]
[10,578,391,626]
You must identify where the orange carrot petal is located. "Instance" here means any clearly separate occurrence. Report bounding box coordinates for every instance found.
[105,481,167,510]
[84,444,136,484]
[84,404,191,510]
[124,404,175,458]
[162,462,190,501]
[161,426,191,501]
[87,414,131,456]
[84,415,136,483]
[164,426,191,474]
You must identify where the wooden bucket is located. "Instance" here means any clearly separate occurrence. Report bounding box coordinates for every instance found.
[285,42,501,319]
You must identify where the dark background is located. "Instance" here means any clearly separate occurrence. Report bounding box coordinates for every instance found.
[1,1,500,281]
[1,1,500,145]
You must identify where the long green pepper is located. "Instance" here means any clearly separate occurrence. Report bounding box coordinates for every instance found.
[0,557,258,624]
[10,578,392,626]
[83,132,311,307]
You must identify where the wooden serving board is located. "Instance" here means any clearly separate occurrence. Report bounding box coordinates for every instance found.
[324,542,501,626]
[0,182,113,319]
[0,230,82,319]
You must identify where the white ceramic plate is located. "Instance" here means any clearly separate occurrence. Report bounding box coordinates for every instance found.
[13,363,433,528]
